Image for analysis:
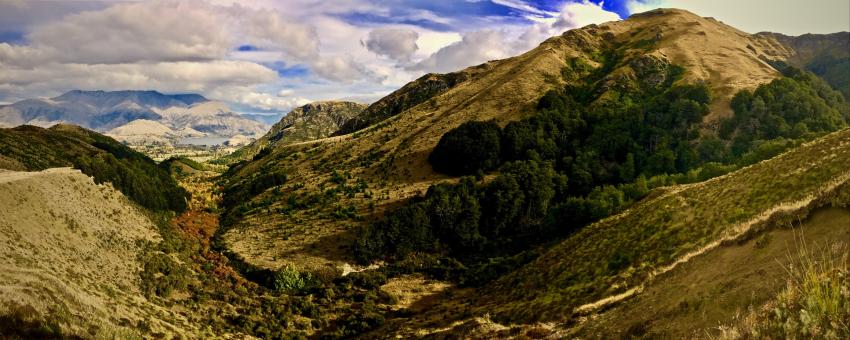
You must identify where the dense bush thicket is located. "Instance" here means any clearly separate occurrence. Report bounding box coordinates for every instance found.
[358,59,709,266]
[720,66,850,156]
[805,54,850,100]
[356,60,850,285]
[0,125,188,212]
[429,121,502,175]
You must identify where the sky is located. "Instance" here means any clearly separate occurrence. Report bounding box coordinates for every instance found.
[0,0,847,114]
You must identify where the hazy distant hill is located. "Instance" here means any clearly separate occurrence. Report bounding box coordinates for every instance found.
[0,90,269,143]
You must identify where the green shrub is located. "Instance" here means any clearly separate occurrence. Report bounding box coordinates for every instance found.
[139,252,190,298]
[272,265,309,293]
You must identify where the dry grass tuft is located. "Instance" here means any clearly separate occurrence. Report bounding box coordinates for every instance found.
[715,232,849,339]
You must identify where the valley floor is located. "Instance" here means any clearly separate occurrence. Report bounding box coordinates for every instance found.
[1,165,847,338]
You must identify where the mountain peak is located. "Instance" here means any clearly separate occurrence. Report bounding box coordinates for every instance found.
[627,7,701,19]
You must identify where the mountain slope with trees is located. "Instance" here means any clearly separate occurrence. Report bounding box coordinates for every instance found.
[0,124,188,212]
[209,8,848,338]
[220,101,367,163]
[218,9,819,273]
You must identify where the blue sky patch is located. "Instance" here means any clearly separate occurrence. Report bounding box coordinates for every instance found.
[0,30,25,44]
[236,44,259,52]
[264,62,311,78]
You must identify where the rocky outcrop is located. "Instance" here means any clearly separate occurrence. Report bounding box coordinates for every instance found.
[222,101,366,162]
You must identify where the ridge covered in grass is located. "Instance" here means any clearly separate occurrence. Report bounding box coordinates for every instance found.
[0,124,188,212]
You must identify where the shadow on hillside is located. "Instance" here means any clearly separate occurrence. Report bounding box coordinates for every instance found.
[297,227,358,265]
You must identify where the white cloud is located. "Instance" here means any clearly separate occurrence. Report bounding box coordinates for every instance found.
[0,0,624,107]
[0,0,329,108]
[410,1,622,74]
[491,0,557,17]
[4,0,28,9]
[2,0,319,66]
[312,55,379,83]
[410,30,511,73]
[626,0,665,14]
[227,4,318,60]
[554,1,622,29]
[21,0,232,65]
[211,87,311,112]
[415,31,463,57]
[363,27,420,62]
[0,60,277,100]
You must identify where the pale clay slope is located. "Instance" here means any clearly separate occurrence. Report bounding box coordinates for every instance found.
[0,168,191,336]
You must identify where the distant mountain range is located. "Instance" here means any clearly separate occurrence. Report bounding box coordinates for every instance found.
[0,90,269,144]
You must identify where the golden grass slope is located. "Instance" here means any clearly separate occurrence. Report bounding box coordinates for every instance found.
[222,8,798,273]
[222,101,367,162]
[477,127,850,323]
[0,168,191,337]
[570,206,850,338]
[365,129,850,339]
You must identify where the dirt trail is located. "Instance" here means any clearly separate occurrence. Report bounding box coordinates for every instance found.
[573,132,850,314]
[572,206,850,338]
[575,169,850,314]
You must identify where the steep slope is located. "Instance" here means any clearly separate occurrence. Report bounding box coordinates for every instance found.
[0,124,188,212]
[570,206,850,338]
[760,32,850,66]
[336,72,477,135]
[368,126,850,338]
[758,32,850,99]
[476,127,850,324]
[219,8,805,272]
[221,101,366,162]
[230,8,803,187]
[0,168,191,337]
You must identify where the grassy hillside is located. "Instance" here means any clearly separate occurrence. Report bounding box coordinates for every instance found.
[760,32,850,99]
[348,59,847,293]
[208,8,850,337]
[219,101,366,163]
[570,206,850,338]
[336,71,477,135]
[0,168,184,337]
[0,124,188,212]
[219,8,810,273]
[477,126,850,323]
[364,126,850,338]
